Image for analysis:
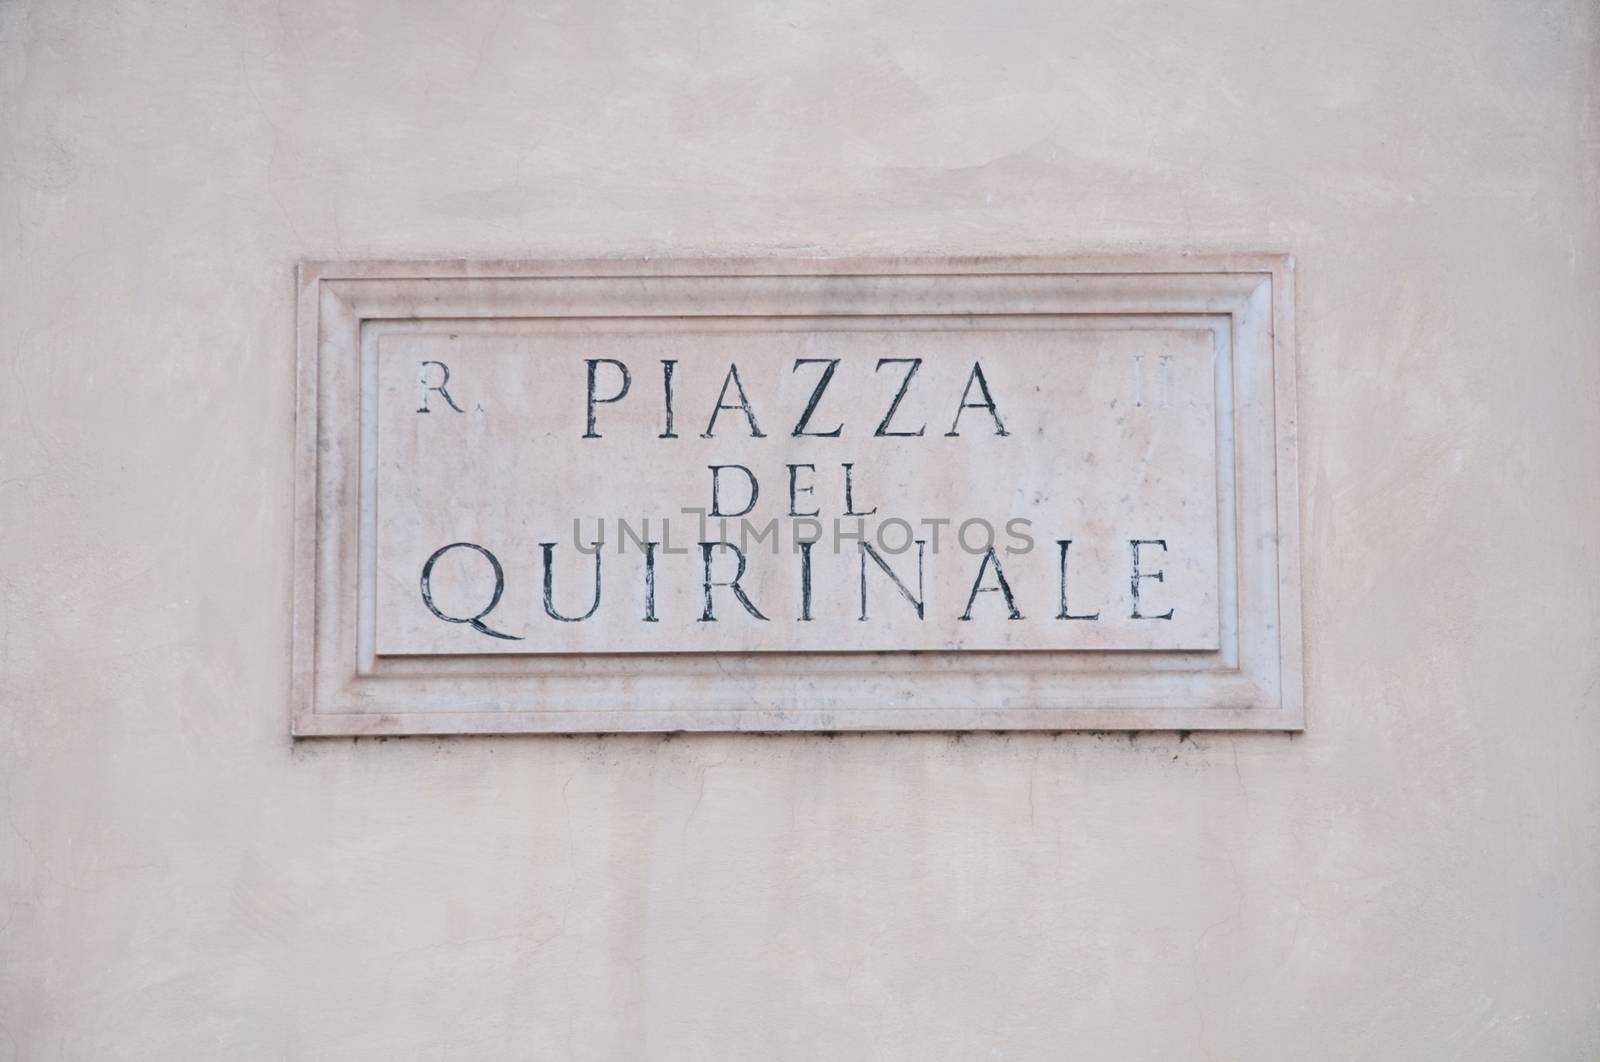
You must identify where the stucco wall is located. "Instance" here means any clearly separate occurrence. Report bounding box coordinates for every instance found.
[2,1,1597,1058]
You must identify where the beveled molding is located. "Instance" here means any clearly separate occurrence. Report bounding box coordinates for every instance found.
[292,256,1301,735]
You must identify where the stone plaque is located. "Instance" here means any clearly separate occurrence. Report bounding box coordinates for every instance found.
[293,258,1300,734]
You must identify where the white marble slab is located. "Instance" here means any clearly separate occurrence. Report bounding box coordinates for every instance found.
[373,325,1219,655]
[293,257,1301,733]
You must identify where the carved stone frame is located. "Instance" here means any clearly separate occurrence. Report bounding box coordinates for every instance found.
[292,256,1301,735]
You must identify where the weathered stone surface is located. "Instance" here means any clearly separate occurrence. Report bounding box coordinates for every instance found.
[377,326,1220,654]
[296,258,1300,733]
[7,2,1597,1057]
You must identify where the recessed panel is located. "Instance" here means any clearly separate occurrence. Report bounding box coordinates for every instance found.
[371,323,1221,656]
